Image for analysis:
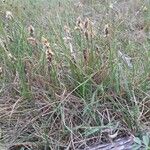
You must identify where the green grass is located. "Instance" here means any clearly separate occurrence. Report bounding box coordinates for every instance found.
[0,0,150,149]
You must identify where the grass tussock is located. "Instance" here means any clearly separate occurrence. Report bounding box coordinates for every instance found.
[0,0,150,149]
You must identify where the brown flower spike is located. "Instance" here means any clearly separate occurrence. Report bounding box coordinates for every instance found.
[28,25,35,37]
[83,49,89,65]
[42,37,54,67]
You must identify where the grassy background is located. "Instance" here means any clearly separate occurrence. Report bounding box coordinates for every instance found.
[0,0,150,149]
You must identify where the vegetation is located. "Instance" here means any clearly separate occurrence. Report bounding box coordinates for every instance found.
[0,0,150,149]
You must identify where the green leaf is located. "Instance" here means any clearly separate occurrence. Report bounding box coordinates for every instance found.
[132,143,142,150]
[143,135,150,147]
[85,127,100,136]
[134,137,142,145]
[0,128,2,139]
[20,147,25,150]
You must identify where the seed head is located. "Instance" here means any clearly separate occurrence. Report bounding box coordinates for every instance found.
[46,47,54,64]
[74,2,83,8]
[75,17,84,31]
[5,11,13,20]
[27,37,37,46]
[41,37,54,67]
[64,25,71,35]
[81,18,96,40]
[41,37,50,48]
[28,25,35,37]
[0,67,2,75]
[84,18,90,29]
[83,49,89,65]
[7,35,13,42]
[76,16,82,26]
[7,52,16,61]
[109,3,113,9]
[143,6,148,11]
[84,31,89,40]
[104,24,109,37]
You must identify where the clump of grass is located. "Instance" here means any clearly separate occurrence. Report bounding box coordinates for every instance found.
[0,0,150,149]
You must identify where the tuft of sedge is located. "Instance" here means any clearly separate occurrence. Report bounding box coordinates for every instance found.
[5,11,13,20]
[28,25,35,37]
